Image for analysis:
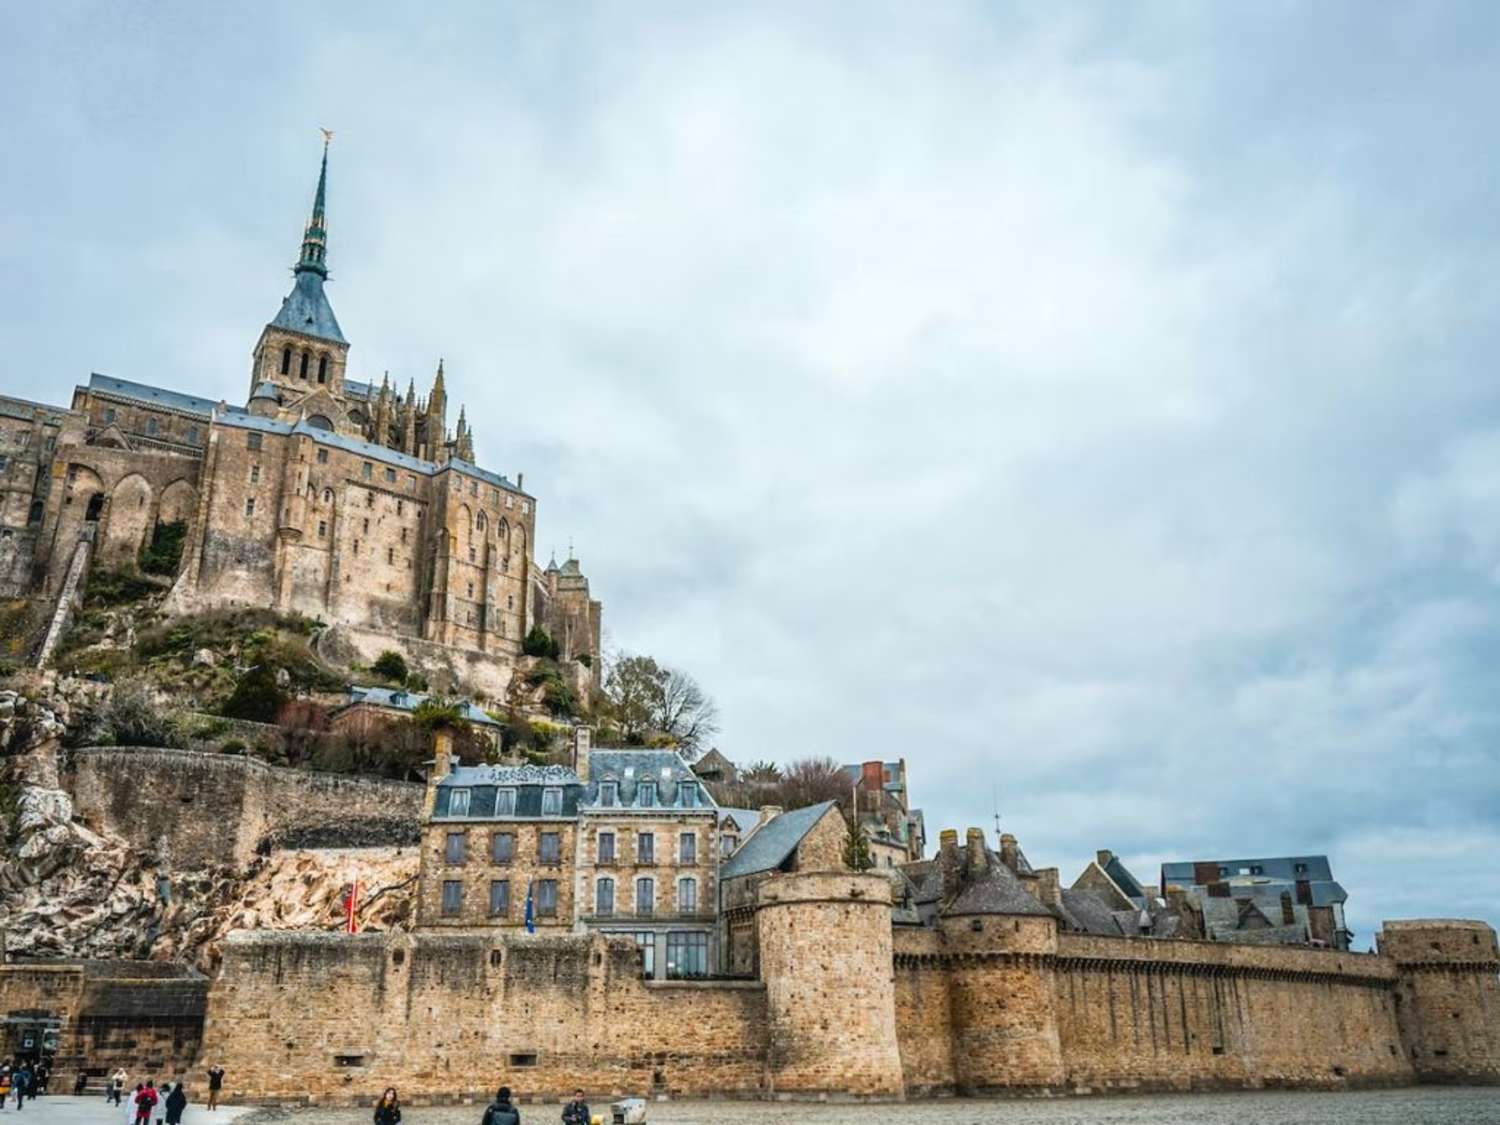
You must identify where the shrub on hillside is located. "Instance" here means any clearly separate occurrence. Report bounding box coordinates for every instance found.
[371,649,410,684]
[523,625,560,660]
[220,663,288,723]
[138,520,187,577]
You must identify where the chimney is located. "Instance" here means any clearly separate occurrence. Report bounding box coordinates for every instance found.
[861,760,884,793]
[758,805,783,827]
[999,832,1020,874]
[938,829,960,900]
[423,728,455,818]
[1037,867,1063,909]
[965,827,989,879]
[1095,849,1114,868]
[572,726,592,784]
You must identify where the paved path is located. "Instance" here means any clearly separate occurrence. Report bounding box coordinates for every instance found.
[0,1096,255,1125]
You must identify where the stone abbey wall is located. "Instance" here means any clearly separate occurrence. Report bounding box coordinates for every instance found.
[68,747,422,869]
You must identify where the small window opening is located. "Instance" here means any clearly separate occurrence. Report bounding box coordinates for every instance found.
[508,1053,537,1068]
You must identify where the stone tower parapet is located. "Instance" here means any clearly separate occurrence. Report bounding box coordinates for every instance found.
[1378,919,1500,1083]
[755,871,904,1099]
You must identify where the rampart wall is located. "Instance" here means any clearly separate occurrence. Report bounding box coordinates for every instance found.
[68,747,423,868]
[1050,933,1412,1092]
[196,931,768,1103]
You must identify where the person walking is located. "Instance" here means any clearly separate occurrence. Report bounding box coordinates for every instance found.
[481,1086,521,1125]
[0,1065,11,1112]
[73,1072,87,1097]
[205,1066,225,1112]
[164,1083,187,1125]
[133,1081,157,1125]
[11,1065,30,1111]
[561,1089,589,1125]
[31,1063,46,1099]
[109,1069,128,1106]
[373,1087,400,1125]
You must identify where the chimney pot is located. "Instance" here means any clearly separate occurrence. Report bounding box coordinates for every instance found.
[965,827,988,878]
[1096,849,1113,868]
[759,805,784,825]
[572,726,592,784]
[999,832,1019,874]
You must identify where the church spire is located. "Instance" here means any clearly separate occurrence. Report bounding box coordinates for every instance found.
[296,131,332,279]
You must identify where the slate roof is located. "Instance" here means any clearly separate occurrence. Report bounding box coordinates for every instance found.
[449,457,526,497]
[1161,855,1336,886]
[1059,888,1124,935]
[88,374,229,418]
[344,379,373,400]
[717,807,761,832]
[720,801,839,880]
[582,748,713,811]
[433,763,584,821]
[250,381,280,402]
[270,270,347,344]
[945,853,1053,918]
[345,685,501,727]
[1103,854,1147,902]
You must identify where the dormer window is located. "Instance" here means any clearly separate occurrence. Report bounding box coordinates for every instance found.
[495,788,516,816]
[541,787,563,816]
[448,788,471,817]
[678,782,698,808]
[599,781,618,808]
[638,781,657,808]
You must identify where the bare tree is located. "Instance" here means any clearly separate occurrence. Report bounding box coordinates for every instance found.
[655,666,720,758]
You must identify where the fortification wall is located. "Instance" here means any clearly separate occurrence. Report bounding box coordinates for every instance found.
[68,747,423,868]
[1052,933,1413,1092]
[1379,920,1500,1083]
[891,927,955,1093]
[0,962,207,1088]
[197,931,767,1103]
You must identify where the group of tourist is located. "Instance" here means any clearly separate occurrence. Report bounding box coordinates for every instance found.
[104,1064,224,1123]
[0,1058,50,1108]
[374,1085,592,1125]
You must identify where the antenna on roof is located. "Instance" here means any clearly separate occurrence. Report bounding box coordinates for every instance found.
[992,784,1002,849]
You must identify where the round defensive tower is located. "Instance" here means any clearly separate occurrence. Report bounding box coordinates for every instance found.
[1377,919,1500,1083]
[755,870,904,1099]
[936,828,1065,1093]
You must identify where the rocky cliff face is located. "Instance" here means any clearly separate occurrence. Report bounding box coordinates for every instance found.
[0,681,417,971]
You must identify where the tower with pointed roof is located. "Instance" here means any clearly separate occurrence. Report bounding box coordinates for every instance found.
[249,137,352,416]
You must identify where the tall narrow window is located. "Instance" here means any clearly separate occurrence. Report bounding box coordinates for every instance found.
[678,782,698,808]
[637,832,655,865]
[445,832,467,865]
[491,832,514,864]
[441,880,463,916]
[600,782,618,808]
[635,878,654,916]
[597,831,615,864]
[317,355,328,384]
[299,352,310,379]
[537,879,558,916]
[538,832,561,865]
[680,832,696,865]
[280,346,291,375]
[677,877,697,913]
[638,781,657,808]
[244,498,255,519]
[596,878,615,917]
[488,880,510,916]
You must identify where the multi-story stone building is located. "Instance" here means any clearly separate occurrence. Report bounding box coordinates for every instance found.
[573,735,721,979]
[418,729,725,977]
[844,758,925,865]
[9,141,601,696]
[1160,853,1352,949]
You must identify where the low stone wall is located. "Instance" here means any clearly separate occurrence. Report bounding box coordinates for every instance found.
[197,931,768,1103]
[67,746,423,868]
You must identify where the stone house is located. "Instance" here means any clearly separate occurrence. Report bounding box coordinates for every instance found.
[417,744,582,931]
[329,685,503,752]
[718,800,849,975]
[572,733,722,979]
[843,758,925,865]
[1160,854,1352,949]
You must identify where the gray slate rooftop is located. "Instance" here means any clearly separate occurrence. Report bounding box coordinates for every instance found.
[720,800,839,880]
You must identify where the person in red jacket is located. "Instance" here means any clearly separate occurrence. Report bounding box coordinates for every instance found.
[133,1081,158,1125]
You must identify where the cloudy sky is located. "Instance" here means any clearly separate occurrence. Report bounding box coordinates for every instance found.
[5,3,1499,945]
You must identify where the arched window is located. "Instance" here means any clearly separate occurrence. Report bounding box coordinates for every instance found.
[299,352,310,379]
[317,355,328,384]
[306,414,333,431]
[476,511,487,531]
[280,346,291,375]
[322,488,334,504]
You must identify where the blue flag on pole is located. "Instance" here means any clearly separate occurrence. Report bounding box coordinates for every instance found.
[524,880,535,933]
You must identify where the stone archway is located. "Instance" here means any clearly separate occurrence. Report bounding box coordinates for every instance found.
[98,473,153,568]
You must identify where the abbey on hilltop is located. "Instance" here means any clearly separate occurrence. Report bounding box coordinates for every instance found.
[0,141,600,693]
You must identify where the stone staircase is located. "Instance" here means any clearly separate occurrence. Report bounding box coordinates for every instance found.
[36,526,95,668]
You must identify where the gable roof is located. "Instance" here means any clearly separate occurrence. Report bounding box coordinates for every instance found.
[88,373,231,418]
[720,801,839,880]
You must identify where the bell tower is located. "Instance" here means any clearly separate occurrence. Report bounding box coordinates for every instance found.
[250,133,352,413]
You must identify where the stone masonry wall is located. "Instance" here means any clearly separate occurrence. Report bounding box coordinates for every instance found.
[196,930,767,1103]
[1378,920,1500,1083]
[1051,933,1414,1092]
[68,747,422,869]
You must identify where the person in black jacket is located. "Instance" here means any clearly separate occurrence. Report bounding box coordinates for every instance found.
[561,1089,589,1125]
[373,1087,401,1125]
[481,1086,520,1125]
[164,1083,188,1125]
